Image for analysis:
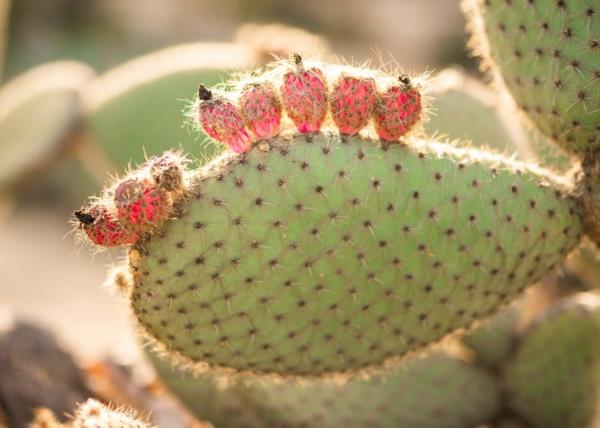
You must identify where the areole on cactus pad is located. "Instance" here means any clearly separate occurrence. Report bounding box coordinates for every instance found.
[126,132,582,377]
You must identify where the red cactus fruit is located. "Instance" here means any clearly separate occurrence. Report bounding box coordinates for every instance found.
[330,75,377,136]
[239,82,282,141]
[281,54,328,134]
[74,204,138,247]
[114,178,170,233]
[197,85,252,153]
[148,152,185,194]
[374,76,422,142]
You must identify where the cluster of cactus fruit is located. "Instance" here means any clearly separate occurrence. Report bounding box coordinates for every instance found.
[73,152,188,247]
[197,54,422,153]
[64,0,600,426]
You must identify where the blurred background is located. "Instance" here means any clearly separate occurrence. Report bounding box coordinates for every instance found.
[0,0,479,363]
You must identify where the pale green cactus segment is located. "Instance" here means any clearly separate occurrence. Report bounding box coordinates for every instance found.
[150,349,500,428]
[465,0,600,155]
[428,69,529,159]
[503,293,600,428]
[147,351,263,428]
[0,61,94,193]
[130,134,582,377]
[461,303,520,367]
[85,43,257,169]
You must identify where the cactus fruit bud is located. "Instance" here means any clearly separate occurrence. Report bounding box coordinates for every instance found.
[239,82,282,140]
[330,75,377,136]
[114,178,170,233]
[503,294,600,428]
[197,84,252,153]
[281,54,328,133]
[148,152,185,194]
[74,204,138,247]
[374,76,422,142]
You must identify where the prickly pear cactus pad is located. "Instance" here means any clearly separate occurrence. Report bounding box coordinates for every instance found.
[503,294,600,428]
[0,61,94,193]
[150,349,500,428]
[465,0,600,155]
[461,303,520,368]
[244,352,500,428]
[85,43,257,169]
[129,133,583,377]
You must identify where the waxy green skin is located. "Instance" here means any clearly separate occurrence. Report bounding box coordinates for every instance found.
[131,134,582,377]
[150,350,500,428]
[469,0,600,155]
[503,295,600,428]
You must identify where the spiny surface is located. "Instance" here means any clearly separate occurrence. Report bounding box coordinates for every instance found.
[503,294,600,428]
[374,82,422,142]
[239,83,282,141]
[198,86,252,154]
[281,61,328,133]
[151,350,500,428]
[76,204,138,247]
[114,178,170,234]
[131,134,582,376]
[330,75,377,136]
[467,0,600,154]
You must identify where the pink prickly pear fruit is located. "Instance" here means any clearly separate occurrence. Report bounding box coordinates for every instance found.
[148,152,185,194]
[330,75,377,136]
[74,204,138,247]
[373,75,422,142]
[239,82,282,141]
[197,85,252,153]
[281,54,328,134]
[114,178,170,233]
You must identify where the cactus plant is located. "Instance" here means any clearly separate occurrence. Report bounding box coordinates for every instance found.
[503,293,600,428]
[465,0,600,156]
[73,59,588,378]
[149,348,500,428]
[63,0,600,422]
[0,61,94,195]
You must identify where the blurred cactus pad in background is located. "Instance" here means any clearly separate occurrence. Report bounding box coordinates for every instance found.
[1,0,600,427]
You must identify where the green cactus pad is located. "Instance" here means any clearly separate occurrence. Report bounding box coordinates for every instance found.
[86,43,257,170]
[130,134,582,377]
[147,351,263,428]
[466,0,600,155]
[428,69,525,157]
[461,303,520,367]
[0,61,94,193]
[503,294,600,428]
[150,349,500,428]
